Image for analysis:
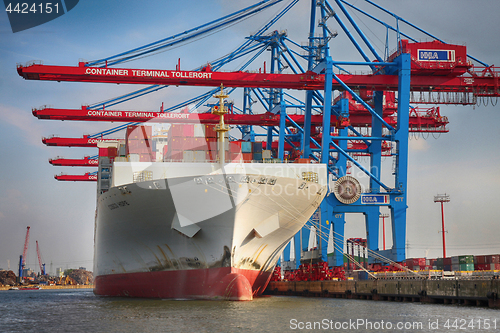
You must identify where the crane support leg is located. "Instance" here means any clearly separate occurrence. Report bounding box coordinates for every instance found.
[278,99,286,160]
[364,206,380,259]
[294,231,301,269]
[326,208,345,267]
[390,53,411,262]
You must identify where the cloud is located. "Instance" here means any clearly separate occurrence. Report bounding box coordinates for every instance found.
[0,104,44,146]
[408,137,430,152]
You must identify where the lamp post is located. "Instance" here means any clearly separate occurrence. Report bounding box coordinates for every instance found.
[380,213,389,251]
[434,193,450,258]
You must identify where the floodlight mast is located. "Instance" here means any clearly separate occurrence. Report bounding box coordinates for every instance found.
[434,194,450,258]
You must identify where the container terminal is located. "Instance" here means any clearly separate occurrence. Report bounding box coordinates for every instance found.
[14,0,500,301]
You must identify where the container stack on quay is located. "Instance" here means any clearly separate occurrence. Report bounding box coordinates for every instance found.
[272,253,500,283]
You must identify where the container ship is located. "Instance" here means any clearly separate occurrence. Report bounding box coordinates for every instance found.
[93,89,328,300]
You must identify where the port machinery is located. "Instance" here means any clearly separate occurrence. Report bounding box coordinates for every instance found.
[17,0,499,267]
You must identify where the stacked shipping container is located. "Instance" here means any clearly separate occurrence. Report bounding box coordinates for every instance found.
[126,125,155,162]
[163,123,270,163]
[166,124,219,162]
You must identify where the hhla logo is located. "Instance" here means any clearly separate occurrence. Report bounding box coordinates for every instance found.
[4,0,79,33]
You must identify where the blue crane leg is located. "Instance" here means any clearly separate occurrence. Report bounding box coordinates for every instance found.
[391,52,411,262]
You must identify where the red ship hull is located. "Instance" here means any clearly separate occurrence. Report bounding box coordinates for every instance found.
[94,267,272,301]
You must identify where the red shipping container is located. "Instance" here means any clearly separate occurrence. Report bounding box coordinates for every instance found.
[488,255,500,264]
[242,153,253,161]
[196,137,208,150]
[230,152,243,162]
[182,137,205,150]
[169,138,184,151]
[206,140,218,152]
[99,147,108,157]
[182,137,196,150]
[162,144,168,156]
[183,124,194,137]
[127,145,150,155]
[140,125,152,138]
[230,141,242,153]
[411,258,426,266]
[205,124,217,138]
[108,147,118,158]
[170,150,183,160]
[139,153,154,162]
[443,257,452,266]
[475,255,487,264]
[170,124,183,137]
[127,125,152,140]
[475,263,489,271]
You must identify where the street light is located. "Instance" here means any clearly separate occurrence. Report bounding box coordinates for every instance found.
[379,213,389,251]
[434,193,450,258]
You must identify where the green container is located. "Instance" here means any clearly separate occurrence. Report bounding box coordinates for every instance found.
[459,255,474,264]
[459,263,474,271]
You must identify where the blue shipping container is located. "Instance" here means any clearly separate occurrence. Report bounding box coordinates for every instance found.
[253,153,262,160]
[241,141,252,153]
[252,141,263,153]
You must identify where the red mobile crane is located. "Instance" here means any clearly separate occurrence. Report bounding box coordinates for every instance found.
[36,241,46,276]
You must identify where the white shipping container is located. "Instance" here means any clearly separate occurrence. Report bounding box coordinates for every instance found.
[194,150,206,162]
[262,150,272,159]
[217,141,229,151]
[128,154,140,162]
[183,150,194,162]
[115,156,128,162]
[194,124,205,137]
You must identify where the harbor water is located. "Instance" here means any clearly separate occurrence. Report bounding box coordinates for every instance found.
[1,289,498,332]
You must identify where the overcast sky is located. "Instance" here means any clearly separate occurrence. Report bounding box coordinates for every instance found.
[1,0,499,274]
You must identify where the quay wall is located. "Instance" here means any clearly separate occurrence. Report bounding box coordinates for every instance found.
[266,279,500,308]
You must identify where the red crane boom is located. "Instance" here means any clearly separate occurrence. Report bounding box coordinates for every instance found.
[42,136,124,147]
[21,226,30,267]
[33,107,448,132]
[55,173,98,182]
[36,241,45,275]
[49,156,99,166]
[17,62,500,96]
